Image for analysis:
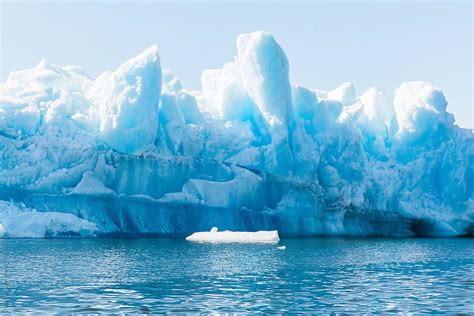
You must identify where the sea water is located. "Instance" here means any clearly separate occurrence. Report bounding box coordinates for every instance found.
[1,238,473,313]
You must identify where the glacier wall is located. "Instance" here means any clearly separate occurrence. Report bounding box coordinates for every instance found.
[0,31,472,237]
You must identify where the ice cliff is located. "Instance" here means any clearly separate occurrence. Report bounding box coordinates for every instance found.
[0,31,472,237]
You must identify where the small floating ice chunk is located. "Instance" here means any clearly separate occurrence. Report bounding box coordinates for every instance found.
[186,228,280,243]
[277,245,286,250]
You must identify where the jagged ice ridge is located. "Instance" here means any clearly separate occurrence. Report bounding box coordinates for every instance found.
[0,31,472,238]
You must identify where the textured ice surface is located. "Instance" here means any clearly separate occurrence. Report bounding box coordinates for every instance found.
[86,45,162,154]
[0,31,472,237]
[0,200,97,238]
[186,227,280,243]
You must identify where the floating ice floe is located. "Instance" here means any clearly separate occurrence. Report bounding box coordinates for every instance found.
[185,227,280,243]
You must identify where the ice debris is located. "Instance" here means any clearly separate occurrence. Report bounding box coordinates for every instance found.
[186,227,280,243]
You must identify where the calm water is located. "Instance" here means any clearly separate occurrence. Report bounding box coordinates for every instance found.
[0,238,473,313]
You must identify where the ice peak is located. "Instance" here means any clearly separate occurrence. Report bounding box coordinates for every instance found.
[236,30,275,50]
[327,82,356,106]
[36,59,50,70]
[87,43,162,154]
[113,44,160,78]
[359,86,393,122]
[236,31,292,125]
[394,81,449,136]
[396,81,447,113]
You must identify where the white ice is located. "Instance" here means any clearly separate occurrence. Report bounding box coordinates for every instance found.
[186,227,280,243]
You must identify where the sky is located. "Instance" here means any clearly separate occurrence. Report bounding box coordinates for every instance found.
[1,1,472,128]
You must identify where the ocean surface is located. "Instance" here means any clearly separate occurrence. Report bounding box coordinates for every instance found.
[1,238,473,313]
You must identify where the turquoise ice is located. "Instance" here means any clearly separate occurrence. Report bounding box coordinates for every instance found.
[0,31,472,237]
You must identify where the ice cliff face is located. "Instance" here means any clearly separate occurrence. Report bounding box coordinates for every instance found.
[0,31,472,237]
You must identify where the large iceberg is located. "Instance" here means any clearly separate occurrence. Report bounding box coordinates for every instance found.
[0,31,472,238]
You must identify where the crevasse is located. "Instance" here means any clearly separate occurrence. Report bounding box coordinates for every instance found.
[0,31,472,237]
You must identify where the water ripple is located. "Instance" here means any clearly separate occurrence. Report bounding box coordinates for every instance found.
[0,238,473,313]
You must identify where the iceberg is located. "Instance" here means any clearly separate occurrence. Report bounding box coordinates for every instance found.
[0,31,472,238]
[186,227,280,243]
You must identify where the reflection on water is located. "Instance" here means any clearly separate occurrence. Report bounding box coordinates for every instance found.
[1,239,8,312]
[0,238,473,313]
